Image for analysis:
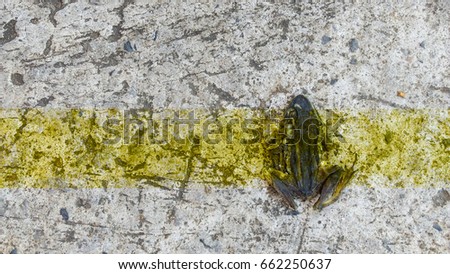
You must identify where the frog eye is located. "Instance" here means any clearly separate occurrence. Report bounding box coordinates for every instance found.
[286,108,297,117]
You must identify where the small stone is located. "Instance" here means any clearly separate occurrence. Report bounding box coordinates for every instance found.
[349,38,359,52]
[350,58,357,65]
[432,223,442,232]
[397,91,406,98]
[330,79,338,85]
[11,73,24,86]
[419,41,425,48]
[124,41,135,52]
[10,248,17,254]
[0,19,18,45]
[321,35,332,45]
[60,208,69,221]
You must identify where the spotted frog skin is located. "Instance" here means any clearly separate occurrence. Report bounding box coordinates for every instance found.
[269,95,356,210]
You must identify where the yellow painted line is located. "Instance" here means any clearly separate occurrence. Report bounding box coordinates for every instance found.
[0,108,448,188]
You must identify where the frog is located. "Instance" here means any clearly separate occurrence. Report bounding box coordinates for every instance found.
[269,95,357,210]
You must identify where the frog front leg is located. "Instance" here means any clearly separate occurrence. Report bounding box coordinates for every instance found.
[269,144,303,209]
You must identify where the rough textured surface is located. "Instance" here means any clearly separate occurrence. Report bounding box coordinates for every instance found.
[1,1,449,253]
[1,187,449,253]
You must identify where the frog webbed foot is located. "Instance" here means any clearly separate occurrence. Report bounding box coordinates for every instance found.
[314,165,357,210]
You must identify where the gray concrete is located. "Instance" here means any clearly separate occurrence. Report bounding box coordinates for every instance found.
[1,187,449,253]
[1,0,449,253]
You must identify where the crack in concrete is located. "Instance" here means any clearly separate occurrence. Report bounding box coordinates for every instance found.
[353,94,408,109]
[109,0,134,42]
[36,0,77,27]
[296,210,310,254]
[199,238,213,249]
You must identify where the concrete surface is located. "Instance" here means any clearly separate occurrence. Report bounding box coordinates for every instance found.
[1,0,449,253]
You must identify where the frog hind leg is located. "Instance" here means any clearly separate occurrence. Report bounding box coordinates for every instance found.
[270,170,303,209]
[313,166,357,210]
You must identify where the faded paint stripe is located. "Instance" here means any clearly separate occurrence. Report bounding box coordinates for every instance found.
[0,108,448,188]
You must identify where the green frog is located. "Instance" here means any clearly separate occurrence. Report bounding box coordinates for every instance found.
[269,95,357,210]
